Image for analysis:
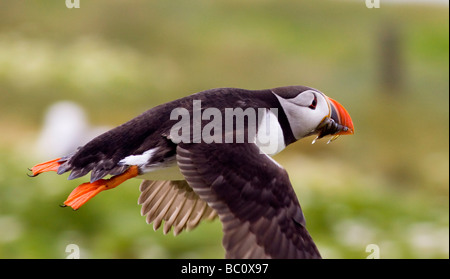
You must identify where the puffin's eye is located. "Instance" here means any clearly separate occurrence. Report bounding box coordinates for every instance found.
[308,95,317,110]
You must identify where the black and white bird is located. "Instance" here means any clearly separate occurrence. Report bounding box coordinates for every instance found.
[30,86,354,259]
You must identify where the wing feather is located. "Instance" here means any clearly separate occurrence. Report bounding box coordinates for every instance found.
[138,180,217,235]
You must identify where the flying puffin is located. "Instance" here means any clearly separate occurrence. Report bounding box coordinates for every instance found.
[29,86,354,259]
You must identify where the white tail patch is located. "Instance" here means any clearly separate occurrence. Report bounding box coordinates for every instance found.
[119,148,158,166]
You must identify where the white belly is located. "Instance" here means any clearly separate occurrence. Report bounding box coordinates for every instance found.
[120,149,184,181]
[137,164,185,181]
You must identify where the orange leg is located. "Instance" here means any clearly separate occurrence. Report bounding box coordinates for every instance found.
[63,165,139,210]
[29,158,62,176]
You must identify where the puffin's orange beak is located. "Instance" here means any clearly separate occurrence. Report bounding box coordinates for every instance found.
[313,96,354,144]
[327,97,354,136]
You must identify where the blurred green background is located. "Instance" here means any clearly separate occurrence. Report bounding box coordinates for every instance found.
[0,0,448,259]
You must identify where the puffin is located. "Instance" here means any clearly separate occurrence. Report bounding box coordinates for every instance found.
[29,86,354,259]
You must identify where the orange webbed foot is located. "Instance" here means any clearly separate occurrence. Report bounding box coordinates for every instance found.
[29,158,62,177]
[62,166,139,210]
[63,180,109,210]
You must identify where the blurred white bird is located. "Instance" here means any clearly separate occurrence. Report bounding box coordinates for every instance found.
[35,101,110,159]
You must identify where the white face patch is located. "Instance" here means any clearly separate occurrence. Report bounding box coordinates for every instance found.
[119,148,158,166]
[273,90,330,140]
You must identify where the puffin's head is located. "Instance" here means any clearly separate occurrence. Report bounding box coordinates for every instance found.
[271,86,354,143]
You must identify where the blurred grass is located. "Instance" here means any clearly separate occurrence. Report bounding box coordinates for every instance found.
[0,0,448,258]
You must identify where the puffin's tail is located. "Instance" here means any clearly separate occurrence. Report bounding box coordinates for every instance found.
[29,156,139,210]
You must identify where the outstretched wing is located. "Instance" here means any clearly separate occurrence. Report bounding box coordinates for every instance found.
[176,142,321,259]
